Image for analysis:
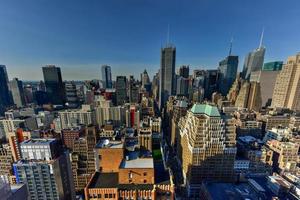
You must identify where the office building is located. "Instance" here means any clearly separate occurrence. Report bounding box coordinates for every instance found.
[116,76,127,105]
[159,45,176,109]
[65,81,79,108]
[9,78,25,108]
[176,76,189,96]
[178,104,236,197]
[42,65,65,105]
[14,139,75,200]
[101,65,112,89]
[141,69,150,88]
[242,31,266,80]
[59,105,96,129]
[218,55,238,96]
[235,81,262,111]
[71,126,97,192]
[128,76,139,103]
[272,53,300,111]
[263,61,283,71]
[0,65,11,114]
[179,65,189,78]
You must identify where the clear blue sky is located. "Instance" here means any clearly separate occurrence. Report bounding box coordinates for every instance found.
[0,0,299,81]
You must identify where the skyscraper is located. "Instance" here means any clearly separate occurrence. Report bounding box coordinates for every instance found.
[179,65,189,78]
[242,30,266,80]
[128,75,139,103]
[178,104,236,197]
[0,65,12,114]
[9,78,25,108]
[159,45,176,109]
[101,65,112,89]
[218,42,238,96]
[42,65,65,105]
[272,53,300,111]
[141,69,150,87]
[116,76,127,105]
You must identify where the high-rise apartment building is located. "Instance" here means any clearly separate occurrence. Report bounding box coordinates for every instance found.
[42,65,65,105]
[9,78,25,108]
[0,65,12,114]
[272,53,300,111]
[218,55,238,96]
[178,104,236,197]
[159,45,176,109]
[116,76,127,105]
[14,138,75,200]
[101,65,112,89]
[242,31,266,80]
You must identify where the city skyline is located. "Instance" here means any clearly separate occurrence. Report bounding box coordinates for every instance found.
[0,0,300,80]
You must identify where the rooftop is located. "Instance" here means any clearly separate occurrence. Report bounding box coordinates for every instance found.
[95,139,124,149]
[21,138,56,145]
[120,158,154,169]
[89,172,118,188]
[191,104,220,117]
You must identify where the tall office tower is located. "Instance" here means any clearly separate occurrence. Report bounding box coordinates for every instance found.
[65,81,79,108]
[235,81,262,111]
[23,84,34,104]
[178,104,236,197]
[218,52,238,96]
[159,45,176,109]
[128,76,139,103]
[242,30,266,80]
[204,70,219,99]
[42,65,65,105]
[152,71,160,101]
[250,61,283,107]
[141,69,150,87]
[116,76,127,105]
[101,65,112,89]
[14,138,75,200]
[9,78,25,108]
[272,53,300,111]
[0,65,11,114]
[176,76,189,96]
[179,65,189,78]
[71,126,97,192]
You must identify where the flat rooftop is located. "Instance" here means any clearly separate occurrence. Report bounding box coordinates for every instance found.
[120,158,154,169]
[89,172,118,188]
[21,138,56,145]
[95,140,124,149]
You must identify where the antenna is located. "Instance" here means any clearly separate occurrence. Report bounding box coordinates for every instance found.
[167,24,170,45]
[259,27,264,48]
[229,37,233,56]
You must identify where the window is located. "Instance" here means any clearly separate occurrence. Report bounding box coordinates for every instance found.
[144,179,147,183]
[143,172,147,176]
[109,194,113,198]
[105,194,109,198]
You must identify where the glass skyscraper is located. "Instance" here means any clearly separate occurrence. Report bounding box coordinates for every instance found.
[101,65,112,89]
[42,65,65,105]
[159,45,176,109]
[218,55,238,96]
[0,65,12,114]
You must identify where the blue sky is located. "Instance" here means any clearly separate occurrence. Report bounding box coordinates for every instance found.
[0,0,299,81]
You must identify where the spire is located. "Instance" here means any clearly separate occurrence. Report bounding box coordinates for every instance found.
[259,27,264,48]
[229,37,233,56]
[167,24,170,45]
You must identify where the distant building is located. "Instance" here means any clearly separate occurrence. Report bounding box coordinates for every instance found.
[178,104,236,197]
[0,65,12,114]
[101,65,112,89]
[242,32,266,80]
[128,76,139,103]
[235,81,262,111]
[116,76,127,105]
[9,78,25,108]
[179,65,189,78]
[65,81,79,108]
[176,76,189,96]
[272,53,300,111]
[42,65,65,105]
[159,45,176,109]
[263,61,283,71]
[218,55,238,96]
